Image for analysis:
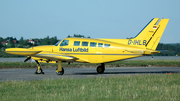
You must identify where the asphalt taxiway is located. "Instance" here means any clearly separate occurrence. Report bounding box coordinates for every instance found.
[0,67,180,81]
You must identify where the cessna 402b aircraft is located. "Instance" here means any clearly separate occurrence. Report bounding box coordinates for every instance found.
[5,18,169,75]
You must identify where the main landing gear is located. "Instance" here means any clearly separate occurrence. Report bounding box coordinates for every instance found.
[34,60,64,75]
[96,63,105,73]
[56,60,64,75]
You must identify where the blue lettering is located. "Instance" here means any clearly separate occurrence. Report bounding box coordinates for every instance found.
[135,40,138,45]
[59,48,72,52]
[128,40,147,45]
[73,48,88,52]
[143,40,147,45]
[128,40,132,45]
[139,40,142,45]
[60,48,88,52]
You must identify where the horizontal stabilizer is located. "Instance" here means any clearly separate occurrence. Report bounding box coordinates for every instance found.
[125,49,160,55]
[158,49,176,54]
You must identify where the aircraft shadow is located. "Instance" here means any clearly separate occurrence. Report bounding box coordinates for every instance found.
[72,71,180,75]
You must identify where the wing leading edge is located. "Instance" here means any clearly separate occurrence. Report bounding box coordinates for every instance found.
[5,48,78,62]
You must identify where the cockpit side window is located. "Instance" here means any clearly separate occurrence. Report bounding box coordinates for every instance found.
[60,40,69,46]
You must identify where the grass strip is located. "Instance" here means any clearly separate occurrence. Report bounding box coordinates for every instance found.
[1,60,180,69]
[0,74,180,101]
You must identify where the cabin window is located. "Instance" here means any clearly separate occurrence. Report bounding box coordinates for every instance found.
[90,42,97,47]
[82,41,89,46]
[98,43,103,47]
[60,40,69,46]
[74,41,80,46]
[104,44,110,47]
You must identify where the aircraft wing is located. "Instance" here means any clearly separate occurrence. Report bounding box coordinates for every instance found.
[5,48,78,62]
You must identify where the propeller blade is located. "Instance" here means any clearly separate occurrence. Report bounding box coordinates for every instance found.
[24,57,31,62]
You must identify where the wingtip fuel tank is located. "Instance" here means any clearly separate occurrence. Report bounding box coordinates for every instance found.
[5,48,42,56]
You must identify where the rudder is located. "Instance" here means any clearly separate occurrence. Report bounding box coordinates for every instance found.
[145,18,169,50]
[134,18,169,50]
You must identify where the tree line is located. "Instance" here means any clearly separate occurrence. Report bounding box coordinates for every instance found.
[0,34,179,57]
[155,43,180,56]
[0,36,59,50]
[0,34,91,49]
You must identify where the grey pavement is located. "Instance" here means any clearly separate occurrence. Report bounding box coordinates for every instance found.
[0,67,180,82]
[1,56,180,62]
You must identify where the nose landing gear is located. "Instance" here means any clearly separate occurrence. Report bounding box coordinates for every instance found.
[34,60,44,74]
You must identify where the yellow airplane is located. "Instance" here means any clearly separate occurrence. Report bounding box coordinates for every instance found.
[5,18,169,75]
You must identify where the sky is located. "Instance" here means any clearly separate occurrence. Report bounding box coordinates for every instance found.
[0,0,179,43]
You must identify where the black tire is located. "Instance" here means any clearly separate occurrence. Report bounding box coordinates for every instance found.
[96,66,105,73]
[35,68,44,74]
[56,68,64,75]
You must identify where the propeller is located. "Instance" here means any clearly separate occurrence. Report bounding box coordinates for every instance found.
[24,56,31,62]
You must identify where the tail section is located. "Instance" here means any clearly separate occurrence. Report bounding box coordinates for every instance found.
[145,18,169,50]
[133,18,169,50]
[99,18,169,50]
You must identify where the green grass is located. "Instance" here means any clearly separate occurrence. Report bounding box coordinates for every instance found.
[0,74,180,101]
[1,60,180,69]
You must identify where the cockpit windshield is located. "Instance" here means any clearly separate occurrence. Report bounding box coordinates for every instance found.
[55,40,61,46]
[60,40,69,46]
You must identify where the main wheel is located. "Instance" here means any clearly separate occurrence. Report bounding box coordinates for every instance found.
[56,68,64,75]
[35,68,44,74]
[96,66,105,73]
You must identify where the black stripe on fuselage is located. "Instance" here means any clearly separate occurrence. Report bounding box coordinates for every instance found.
[64,53,142,55]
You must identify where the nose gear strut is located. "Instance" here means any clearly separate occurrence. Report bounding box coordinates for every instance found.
[34,60,44,74]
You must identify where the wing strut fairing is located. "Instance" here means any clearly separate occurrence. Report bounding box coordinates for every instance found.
[34,52,78,61]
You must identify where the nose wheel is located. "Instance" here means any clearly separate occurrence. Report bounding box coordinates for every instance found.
[35,68,44,74]
[34,60,44,74]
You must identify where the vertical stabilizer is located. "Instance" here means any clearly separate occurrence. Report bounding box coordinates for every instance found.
[145,19,169,50]
[98,18,169,50]
[134,18,169,50]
